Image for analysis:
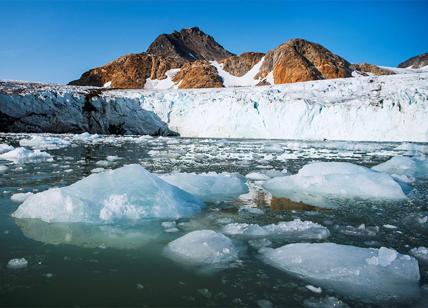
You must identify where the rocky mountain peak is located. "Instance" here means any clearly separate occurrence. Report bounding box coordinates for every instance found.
[398,53,428,69]
[146,27,235,62]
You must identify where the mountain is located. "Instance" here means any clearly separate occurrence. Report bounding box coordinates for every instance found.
[398,53,428,69]
[147,26,234,62]
[69,27,398,89]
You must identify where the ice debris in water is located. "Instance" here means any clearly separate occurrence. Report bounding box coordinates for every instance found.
[410,246,428,262]
[12,164,203,223]
[0,143,14,154]
[19,135,71,150]
[223,219,330,240]
[7,258,28,269]
[246,169,288,181]
[106,155,122,161]
[0,165,8,173]
[11,192,34,203]
[372,155,428,181]
[248,238,272,250]
[161,172,249,202]
[304,296,349,308]
[165,230,239,265]
[337,224,379,237]
[0,147,53,164]
[263,162,407,208]
[261,243,420,303]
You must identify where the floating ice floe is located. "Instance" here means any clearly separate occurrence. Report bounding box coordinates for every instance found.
[19,135,71,150]
[0,165,8,173]
[303,296,349,308]
[372,155,428,181]
[7,258,28,269]
[11,192,34,203]
[165,230,239,266]
[0,143,14,154]
[161,172,249,202]
[246,169,288,181]
[106,155,122,161]
[263,162,407,208]
[410,247,428,262]
[395,142,428,154]
[12,164,203,223]
[337,224,379,237]
[0,147,53,164]
[261,243,420,303]
[223,219,329,240]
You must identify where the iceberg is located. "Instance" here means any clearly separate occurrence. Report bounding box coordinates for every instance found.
[0,147,53,163]
[410,246,428,263]
[161,172,249,202]
[222,219,330,240]
[261,243,420,303]
[263,162,407,208]
[372,155,428,180]
[12,164,203,223]
[165,230,239,266]
[7,258,28,269]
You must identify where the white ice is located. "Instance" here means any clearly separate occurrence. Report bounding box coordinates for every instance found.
[263,162,407,208]
[7,258,28,269]
[0,147,53,164]
[261,243,420,303]
[19,135,71,150]
[161,172,249,202]
[165,230,239,265]
[12,164,203,223]
[372,155,428,181]
[223,219,330,240]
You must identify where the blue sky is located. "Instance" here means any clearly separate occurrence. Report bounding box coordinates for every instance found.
[0,0,427,84]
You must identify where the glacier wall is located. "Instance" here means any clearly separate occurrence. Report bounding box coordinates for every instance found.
[1,73,428,141]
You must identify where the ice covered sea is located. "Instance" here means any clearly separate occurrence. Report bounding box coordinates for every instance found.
[0,133,427,307]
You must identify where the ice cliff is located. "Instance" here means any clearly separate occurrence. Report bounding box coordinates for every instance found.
[1,72,428,141]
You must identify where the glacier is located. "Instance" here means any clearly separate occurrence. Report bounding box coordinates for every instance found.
[1,72,428,141]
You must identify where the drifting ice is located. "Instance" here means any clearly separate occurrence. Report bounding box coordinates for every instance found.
[261,243,420,303]
[12,164,203,223]
[19,135,71,150]
[0,147,52,164]
[166,230,239,265]
[161,172,249,202]
[223,219,330,240]
[372,155,428,180]
[263,162,407,208]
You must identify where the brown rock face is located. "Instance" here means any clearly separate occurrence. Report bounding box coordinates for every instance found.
[173,60,223,89]
[398,53,428,69]
[350,63,395,76]
[147,27,234,62]
[69,53,182,88]
[257,39,352,84]
[220,52,265,77]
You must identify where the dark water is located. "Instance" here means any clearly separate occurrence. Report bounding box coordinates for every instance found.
[0,134,427,307]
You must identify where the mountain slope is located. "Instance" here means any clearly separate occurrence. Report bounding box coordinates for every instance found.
[398,53,428,69]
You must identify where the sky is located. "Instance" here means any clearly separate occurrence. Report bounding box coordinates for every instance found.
[0,0,427,84]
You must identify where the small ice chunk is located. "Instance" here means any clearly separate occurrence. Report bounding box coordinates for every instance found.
[106,155,122,161]
[223,219,329,240]
[410,246,428,262]
[0,165,8,173]
[263,162,407,208]
[11,192,34,203]
[161,172,249,202]
[166,230,239,265]
[91,167,105,173]
[7,258,28,269]
[0,143,14,154]
[261,243,420,303]
[95,160,110,167]
[256,299,273,308]
[12,165,203,223]
[0,147,53,164]
[161,221,177,228]
[383,224,398,229]
[19,135,71,150]
[306,285,322,293]
[304,296,349,308]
